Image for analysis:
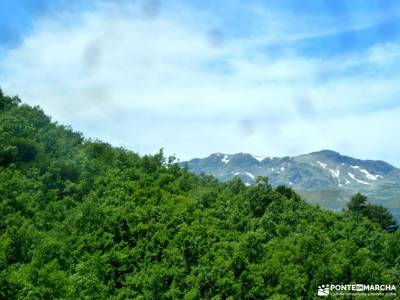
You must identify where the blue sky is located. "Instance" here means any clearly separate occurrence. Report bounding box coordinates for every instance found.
[1,0,400,166]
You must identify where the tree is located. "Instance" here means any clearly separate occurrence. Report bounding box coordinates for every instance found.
[362,204,396,229]
[347,193,367,213]
[347,193,396,229]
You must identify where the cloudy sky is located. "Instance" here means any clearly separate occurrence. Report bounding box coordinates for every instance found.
[1,0,400,166]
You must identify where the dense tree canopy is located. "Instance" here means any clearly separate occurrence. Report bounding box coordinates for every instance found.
[0,90,399,299]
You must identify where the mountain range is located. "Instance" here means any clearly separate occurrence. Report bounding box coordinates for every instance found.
[182,150,400,220]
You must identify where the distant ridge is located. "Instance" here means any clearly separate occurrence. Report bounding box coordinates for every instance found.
[182,150,400,220]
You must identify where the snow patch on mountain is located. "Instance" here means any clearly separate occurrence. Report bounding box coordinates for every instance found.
[329,169,340,178]
[252,155,265,162]
[221,155,230,164]
[245,172,255,179]
[232,171,255,180]
[348,172,370,185]
[359,168,383,181]
[317,161,327,168]
[328,168,341,186]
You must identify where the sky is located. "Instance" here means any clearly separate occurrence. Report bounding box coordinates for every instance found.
[1,0,400,166]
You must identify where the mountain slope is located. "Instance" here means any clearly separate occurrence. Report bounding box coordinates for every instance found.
[183,150,400,218]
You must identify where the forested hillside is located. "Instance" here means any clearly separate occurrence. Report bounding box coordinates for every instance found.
[1,90,399,299]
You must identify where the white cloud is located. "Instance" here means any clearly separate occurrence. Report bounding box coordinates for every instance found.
[1,1,400,165]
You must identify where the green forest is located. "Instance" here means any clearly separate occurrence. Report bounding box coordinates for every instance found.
[0,89,399,299]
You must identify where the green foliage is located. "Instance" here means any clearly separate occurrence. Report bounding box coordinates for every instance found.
[347,193,396,229]
[0,91,399,299]
[362,204,396,228]
[348,192,368,212]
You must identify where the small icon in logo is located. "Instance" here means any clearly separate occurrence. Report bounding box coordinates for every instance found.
[318,285,329,296]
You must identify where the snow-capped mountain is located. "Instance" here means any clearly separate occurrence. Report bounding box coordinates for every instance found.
[182,150,400,219]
